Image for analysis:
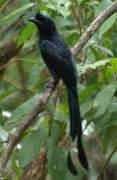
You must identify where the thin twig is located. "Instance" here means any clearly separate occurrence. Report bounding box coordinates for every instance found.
[0,60,17,70]
[0,0,11,13]
[71,4,82,34]
[72,1,117,57]
[41,154,47,180]
[96,146,117,180]
[3,77,38,94]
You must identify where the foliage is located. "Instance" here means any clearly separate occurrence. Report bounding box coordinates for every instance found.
[0,0,117,179]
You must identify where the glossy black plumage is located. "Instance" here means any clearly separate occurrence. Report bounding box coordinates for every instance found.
[30,13,88,175]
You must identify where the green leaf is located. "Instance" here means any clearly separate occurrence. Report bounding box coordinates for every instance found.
[23,38,37,48]
[93,83,117,118]
[6,94,40,127]
[110,58,117,74]
[95,0,116,38]
[59,6,71,18]
[0,127,8,141]
[46,123,59,160]
[95,0,111,16]
[18,58,40,64]
[90,47,102,61]
[45,0,71,18]
[109,100,117,113]
[79,83,98,104]
[47,97,56,118]
[77,0,84,5]
[19,0,29,6]
[80,100,93,117]
[19,129,47,167]
[48,147,67,180]
[0,88,19,101]
[17,24,37,47]
[94,45,113,57]
[28,64,44,89]
[65,170,79,180]
[77,59,110,75]
[0,3,34,24]
[102,125,117,154]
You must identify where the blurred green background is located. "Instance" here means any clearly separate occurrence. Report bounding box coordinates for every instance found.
[0,0,117,179]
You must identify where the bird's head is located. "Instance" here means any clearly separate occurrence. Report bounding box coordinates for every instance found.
[29,13,57,36]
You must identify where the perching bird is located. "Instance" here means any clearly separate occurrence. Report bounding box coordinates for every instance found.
[30,12,88,175]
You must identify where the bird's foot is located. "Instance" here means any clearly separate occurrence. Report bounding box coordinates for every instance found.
[44,79,58,90]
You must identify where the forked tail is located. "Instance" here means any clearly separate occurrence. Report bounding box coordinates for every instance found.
[67,87,88,175]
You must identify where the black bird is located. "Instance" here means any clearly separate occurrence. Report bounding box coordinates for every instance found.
[30,13,88,175]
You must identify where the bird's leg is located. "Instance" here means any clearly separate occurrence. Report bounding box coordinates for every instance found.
[44,78,59,89]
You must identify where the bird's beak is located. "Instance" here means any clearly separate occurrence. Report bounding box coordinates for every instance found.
[29,17,39,24]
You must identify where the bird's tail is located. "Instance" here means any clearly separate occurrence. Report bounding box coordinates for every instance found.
[67,87,88,175]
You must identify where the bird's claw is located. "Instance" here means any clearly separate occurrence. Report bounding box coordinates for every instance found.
[44,79,59,90]
[44,80,55,89]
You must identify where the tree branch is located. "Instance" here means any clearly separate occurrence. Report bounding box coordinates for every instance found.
[0,1,117,176]
[96,146,117,180]
[0,87,54,176]
[72,1,117,57]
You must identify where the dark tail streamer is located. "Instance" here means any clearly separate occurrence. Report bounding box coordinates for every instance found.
[67,87,89,174]
[67,152,78,175]
[77,137,89,171]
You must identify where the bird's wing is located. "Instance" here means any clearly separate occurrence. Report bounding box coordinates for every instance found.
[40,39,77,86]
[40,39,76,74]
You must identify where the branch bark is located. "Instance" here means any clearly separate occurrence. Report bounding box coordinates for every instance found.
[0,87,54,176]
[0,0,117,177]
[72,1,117,57]
[96,146,117,180]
